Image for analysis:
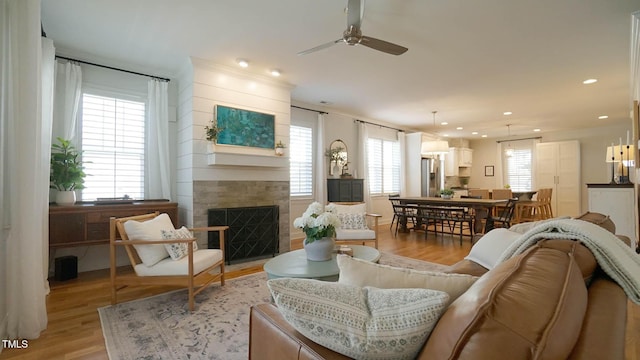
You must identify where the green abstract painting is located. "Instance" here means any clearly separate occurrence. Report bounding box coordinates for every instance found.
[215,105,275,149]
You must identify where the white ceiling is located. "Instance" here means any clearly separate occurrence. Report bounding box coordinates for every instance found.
[41,0,640,139]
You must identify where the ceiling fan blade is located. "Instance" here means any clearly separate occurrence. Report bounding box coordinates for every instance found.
[347,0,362,29]
[297,39,343,56]
[360,36,408,55]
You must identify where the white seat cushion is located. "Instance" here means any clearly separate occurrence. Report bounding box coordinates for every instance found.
[335,228,376,240]
[134,249,223,276]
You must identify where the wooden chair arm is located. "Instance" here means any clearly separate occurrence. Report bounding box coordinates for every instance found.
[365,213,382,218]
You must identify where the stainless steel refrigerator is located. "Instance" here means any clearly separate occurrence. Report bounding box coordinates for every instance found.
[421,156,444,197]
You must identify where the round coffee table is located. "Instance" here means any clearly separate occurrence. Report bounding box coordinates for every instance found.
[264,245,381,281]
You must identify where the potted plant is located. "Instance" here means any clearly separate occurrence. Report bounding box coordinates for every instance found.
[293,202,341,261]
[50,137,86,205]
[275,141,286,156]
[460,177,469,189]
[439,188,455,199]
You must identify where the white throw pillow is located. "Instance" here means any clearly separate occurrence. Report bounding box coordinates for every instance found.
[160,226,198,261]
[337,213,368,230]
[268,278,449,360]
[337,255,477,306]
[464,228,521,269]
[123,213,173,267]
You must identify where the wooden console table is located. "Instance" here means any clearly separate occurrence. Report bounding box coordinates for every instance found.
[49,200,178,248]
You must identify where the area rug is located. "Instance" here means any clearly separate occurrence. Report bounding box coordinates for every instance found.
[98,253,449,360]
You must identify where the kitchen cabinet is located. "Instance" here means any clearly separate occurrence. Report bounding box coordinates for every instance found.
[327,179,364,202]
[535,141,580,217]
[587,184,637,249]
[445,147,473,177]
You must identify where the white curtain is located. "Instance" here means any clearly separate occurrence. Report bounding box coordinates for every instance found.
[495,143,505,188]
[0,0,50,342]
[631,11,640,102]
[52,60,82,142]
[314,113,327,203]
[146,79,171,200]
[398,131,407,196]
[357,122,372,210]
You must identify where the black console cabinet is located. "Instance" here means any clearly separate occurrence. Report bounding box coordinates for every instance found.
[327,179,364,202]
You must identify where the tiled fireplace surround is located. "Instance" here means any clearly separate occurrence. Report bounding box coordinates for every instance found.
[191,180,291,258]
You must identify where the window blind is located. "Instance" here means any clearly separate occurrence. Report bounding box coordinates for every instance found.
[80,93,145,200]
[368,138,400,195]
[505,148,532,191]
[290,125,313,196]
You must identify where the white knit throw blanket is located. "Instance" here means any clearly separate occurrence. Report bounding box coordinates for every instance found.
[495,218,640,305]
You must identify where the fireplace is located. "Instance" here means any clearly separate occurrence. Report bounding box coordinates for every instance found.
[208,205,279,264]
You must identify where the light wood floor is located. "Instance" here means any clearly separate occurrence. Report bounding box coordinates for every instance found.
[1,227,638,359]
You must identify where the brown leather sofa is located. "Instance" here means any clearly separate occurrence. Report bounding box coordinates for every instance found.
[249,213,629,359]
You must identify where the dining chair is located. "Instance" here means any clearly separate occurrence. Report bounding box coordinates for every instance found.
[485,198,518,231]
[517,188,553,222]
[491,188,513,216]
[389,196,417,235]
[468,189,490,199]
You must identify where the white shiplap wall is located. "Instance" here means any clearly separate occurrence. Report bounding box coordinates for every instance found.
[176,57,293,226]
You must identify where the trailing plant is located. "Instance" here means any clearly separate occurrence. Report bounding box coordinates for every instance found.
[205,119,224,142]
[50,137,86,191]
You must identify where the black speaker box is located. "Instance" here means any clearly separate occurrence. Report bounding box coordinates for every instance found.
[54,256,78,281]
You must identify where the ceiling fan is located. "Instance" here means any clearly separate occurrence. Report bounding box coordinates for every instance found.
[298,0,408,56]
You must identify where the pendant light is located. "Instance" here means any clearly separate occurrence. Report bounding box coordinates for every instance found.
[421,111,450,155]
[505,124,514,157]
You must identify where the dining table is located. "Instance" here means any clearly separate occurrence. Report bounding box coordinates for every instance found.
[394,196,509,235]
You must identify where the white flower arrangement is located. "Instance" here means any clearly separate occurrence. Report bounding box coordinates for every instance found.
[293,202,341,244]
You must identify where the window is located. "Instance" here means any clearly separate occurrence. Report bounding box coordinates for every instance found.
[504,146,532,191]
[80,93,146,200]
[367,138,400,195]
[290,125,313,196]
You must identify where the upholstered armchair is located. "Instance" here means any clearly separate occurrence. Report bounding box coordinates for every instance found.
[331,203,381,249]
[109,212,228,311]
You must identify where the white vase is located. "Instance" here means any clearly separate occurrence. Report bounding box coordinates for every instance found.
[56,190,76,205]
[303,237,335,261]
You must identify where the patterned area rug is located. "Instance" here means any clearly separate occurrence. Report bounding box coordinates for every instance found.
[98,253,449,360]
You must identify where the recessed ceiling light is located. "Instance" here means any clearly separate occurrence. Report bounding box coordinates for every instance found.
[481,134,488,138]
[583,78,598,84]
[456,127,463,130]
[237,59,249,68]
[440,122,448,125]
[471,131,478,135]
[533,128,541,132]
[270,69,281,77]
[503,111,512,116]
[598,115,609,119]
[443,134,450,137]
